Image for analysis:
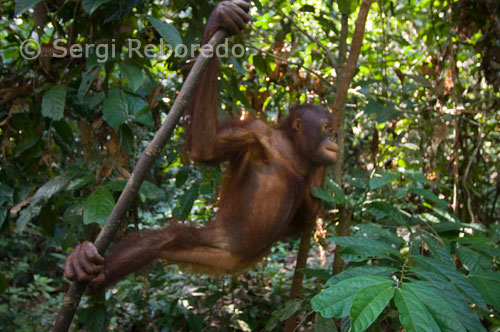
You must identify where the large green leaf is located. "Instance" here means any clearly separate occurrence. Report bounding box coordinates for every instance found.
[407,187,448,209]
[102,89,127,132]
[329,236,401,257]
[364,200,407,225]
[394,286,437,332]
[14,0,42,15]
[17,176,69,233]
[411,268,486,332]
[42,85,67,121]
[413,256,487,310]
[83,188,115,225]
[312,275,391,318]
[0,209,7,229]
[77,70,98,100]
[147,16,182,49]
[468,273,500,312]
[311,186,335,203]
[422,235,454,267]
[325,179,346,204]
[82,0,112,14]
[327,266,397,286]
[369,171,399,190]
[457,247,492,272]
[350,282,395,332]
[126,93,153,127]
[119,63,144,92]
[173,184,199,220]
[406,282,466,332]
[315,314,338,332]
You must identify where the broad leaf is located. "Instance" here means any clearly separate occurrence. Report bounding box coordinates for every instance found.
[394,286,437,332]
[82,0,112,14]
[329,236,401,257]
[325,179,346,204]
[77,70,98,100]
[17,176,69,233]
[174,184,199,220]
[147,16,182,49]
[42,85,67,121]
[312,275,391,318]
[350,282,395,332]
[413,256,487,310]
[411,268,486,332]
[312,186,335,203]
[102,89,127,132]
[468,273,500,312]
[83,188,115,225]
[15,0,42,15]
[126,93,153,127]
[364,200,407,225]
[315,314,338,332]
[406,282,466,332]
[369,171,399,190]
[407,187,448,209]
[457,246,491,272]
[119,63,144,92]
[327,266,397,286]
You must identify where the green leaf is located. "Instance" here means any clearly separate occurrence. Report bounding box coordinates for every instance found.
[406,282,466,332]
[147,16,182,49]
[68,175,95,191]
[311,275,391,318]
[325,179,346,204]
[457,246,492,272]
[105,180,127,192]
[315,314,338,332]
[337,0,358,15]
[17,176,69,233]
[394,286,437,332]
[312,186,335,203]
[83,188,115,226]
[30,176,68,205]
[276,299,303,320]
[407,187,448,209]
[350,282,394,332]
[329,236,401,257]
[119,63,144,92]
[468,274,500,312]
[422,235,454,267]
[82,0,112,14]
[42,85,67,121]
[327,266,397,286]
[0,209,7,229]
[299,268,332,282]
[78,70,98,100]
[126,93,153,127]
[413,256,487,310]
[364,200,407,225]
[174,184,199,220]
[175,168,190,188]
[410,269,486,332]
[88,92,106,110]
[369,171,399,190]
[15,0,42,15]
[0,183,14,206]
[102,89,127,132]
[357,224,405,246]
[139,181,165,200]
